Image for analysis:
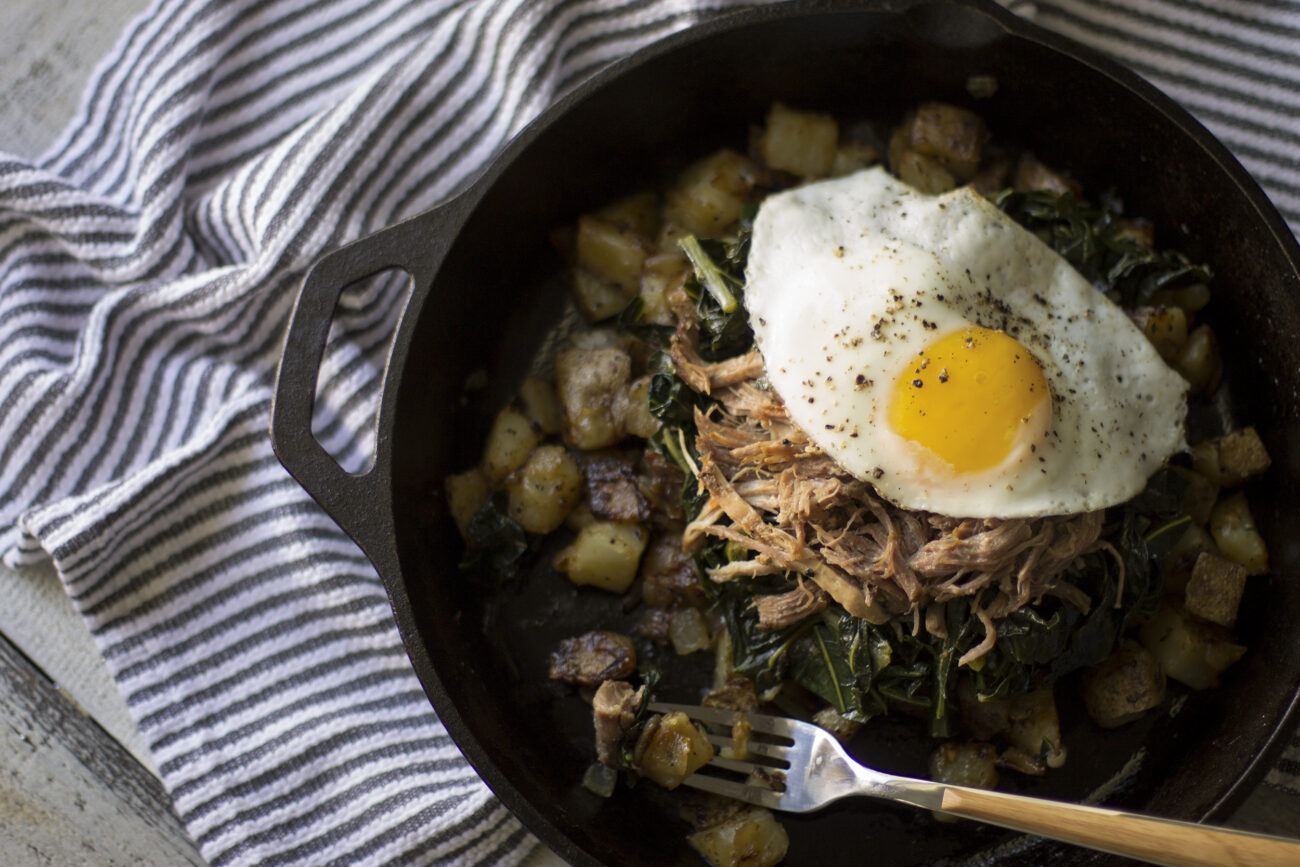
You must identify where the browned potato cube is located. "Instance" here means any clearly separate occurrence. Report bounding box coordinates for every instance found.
[1115,218,1155,249]
[1013,153,1082,196]
[1082,640,1167,728]
[897,102,987,181]
[635,711,714,789]
[1191,427,1271,488]
[614,375,660,439]
[638,251,688,325]
[555,346,632,450]
[830,139,881,176]
[576,215,648,292]
[445,467,490,540]
[547,630,636,686]
[929,742,999,789]
[594,190,659,237]
[1185,551,1248,627]
[553,520,648,593]
[669,607,712,655]
[517,375,563,435]
[664,149,758,237]
[570,268,630,322]
[812,706,861,744]
[1161,522,1219,597]
[482,407,542,483]
[894,147,956,194]
[1129,305,1188,362]
[1175,323,1222,393]
[506,444,582,534]
[758,103,838,177]
[1004,687,1066,769]
[1150,282,1211,315]
[1140,605,1245,690]
[687,808,788,867]
[1209,491,1268,575]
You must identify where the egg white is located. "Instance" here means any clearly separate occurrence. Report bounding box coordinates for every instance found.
[744,166,1188,518]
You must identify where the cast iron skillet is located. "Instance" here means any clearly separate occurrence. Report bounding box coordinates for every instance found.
[271,1,1300,864]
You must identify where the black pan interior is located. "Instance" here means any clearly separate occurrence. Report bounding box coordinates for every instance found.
[381,4,1300,865]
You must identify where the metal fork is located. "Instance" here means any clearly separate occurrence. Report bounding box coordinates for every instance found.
[649,702,1300,866]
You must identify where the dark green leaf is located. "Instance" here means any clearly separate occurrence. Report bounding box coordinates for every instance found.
[992,189,1212,307]
[460,496,529,584]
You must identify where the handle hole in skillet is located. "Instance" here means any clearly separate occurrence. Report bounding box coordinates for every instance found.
[310,266,413,475]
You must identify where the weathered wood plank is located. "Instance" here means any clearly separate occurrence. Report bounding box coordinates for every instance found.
[0,632,203,866]
[0,560,155,771]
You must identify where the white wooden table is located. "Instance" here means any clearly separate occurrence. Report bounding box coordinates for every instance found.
[0,2,1296,865]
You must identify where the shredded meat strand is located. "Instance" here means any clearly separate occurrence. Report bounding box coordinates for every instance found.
[685,366,1107,665]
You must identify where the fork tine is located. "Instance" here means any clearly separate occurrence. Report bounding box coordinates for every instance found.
[647,702,797,739]
[675,771,785,811]
[703,754,761,774]
[704,733,791,764]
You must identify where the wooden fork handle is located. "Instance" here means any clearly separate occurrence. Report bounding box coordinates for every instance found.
[940,786,1300,867]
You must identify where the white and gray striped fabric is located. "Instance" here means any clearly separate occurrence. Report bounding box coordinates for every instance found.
[0,0,1296,865]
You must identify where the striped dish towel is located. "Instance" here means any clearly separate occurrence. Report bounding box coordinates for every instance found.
[0,1,1295,865]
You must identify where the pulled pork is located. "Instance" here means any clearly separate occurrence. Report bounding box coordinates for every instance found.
[682,354,1105,667]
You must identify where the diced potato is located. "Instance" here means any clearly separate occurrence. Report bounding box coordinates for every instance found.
[547,630,636,685]
[639,251,688,325]
[1082,640,1167,728]
[576,215,648,292]
[1003,687,1067,769]
[929,742,999,789]
[813,706,861,744]
[1115,218,1155,249]
[896,102,988,181]
[1161,522,1219,598]
[669,607,712,655]
[703,675,759,713]
[687,808,789,867]
[482,407,542,483]
[831,139,881,176]
[1013,152,1082,196]
[1140,605,1246,690]
[506,444,582,534]
[614,375,660,439]
[1175,324,1222,393]
[758,103,838,177]
[970,154,1014,196]
[517,376,563,435]
[1185,551,1248,627]
[893,145,956,194]
[640,532,706,608]
[1129,305,1188,363]
[595,190,659,237]
[555,346,632,450]
[1209,492,1268,575]
[1150,282,1211,316]
[635,711,714,789]
[1190,427,1271,488]
[664,149,758,237]
[445,467,490,539]
[582,450,650,522]
[570,267,630,322]
[553,520,648,592]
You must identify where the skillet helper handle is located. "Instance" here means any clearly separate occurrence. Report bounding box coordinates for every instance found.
[271,208,446,560]
[940,785,1300,866]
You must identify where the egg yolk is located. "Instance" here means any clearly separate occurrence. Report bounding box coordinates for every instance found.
[888,326,1050,473]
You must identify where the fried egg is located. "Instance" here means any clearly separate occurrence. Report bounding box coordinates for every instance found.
[744,166,1188,518]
